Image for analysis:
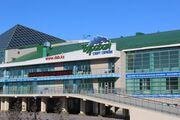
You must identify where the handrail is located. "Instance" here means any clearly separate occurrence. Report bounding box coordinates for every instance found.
[62,88,180,116]
[0,87,179,116]
[0,68,118,80]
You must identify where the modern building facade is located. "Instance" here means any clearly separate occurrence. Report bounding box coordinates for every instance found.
[0,25,179,118]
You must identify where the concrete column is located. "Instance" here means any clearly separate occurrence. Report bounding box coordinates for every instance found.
[116,51,126,92]
[79,99,86,115]
[110,106,116,113]
[122,108,129,119]
[1,98,4,111]
[93,102,98,115]
[41,98,47,113]
[61,97,68,113]
[22,98,27,112]
[99,104,105,116]
[4,98,9,111]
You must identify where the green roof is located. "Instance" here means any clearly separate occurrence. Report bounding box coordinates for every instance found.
[12,51,42,62]
[11,30,180,62]
[112,30,180,50]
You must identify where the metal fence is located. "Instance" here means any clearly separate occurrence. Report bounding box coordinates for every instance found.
[36,87,180,116]
[0,86,179,116]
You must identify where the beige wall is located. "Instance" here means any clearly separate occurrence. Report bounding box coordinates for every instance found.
[129,106,180,120]
[90,59,108,74]
[90,56,126,91]
[115,51,126,91]
[5,47,36,63]
[54,63,63,71]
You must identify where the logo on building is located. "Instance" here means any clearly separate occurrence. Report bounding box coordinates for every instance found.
[82,36,112,55]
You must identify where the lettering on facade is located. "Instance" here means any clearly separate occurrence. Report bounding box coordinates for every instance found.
[45,55,64,61]
[126,71,180,79]
[82,36,112,55]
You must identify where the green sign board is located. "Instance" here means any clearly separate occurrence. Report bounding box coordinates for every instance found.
[82,36,111,55]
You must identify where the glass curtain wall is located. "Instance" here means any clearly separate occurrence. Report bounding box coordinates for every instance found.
[63,61,90,74]
[63,79,93,93]
[126,47,180,72]
[4,82,37,94]
[126,77,180,94]
[0,51,5,64]
[126,47,180,94]
[98,78,115,93]
[6,64,54,79]
[108,58,115,73]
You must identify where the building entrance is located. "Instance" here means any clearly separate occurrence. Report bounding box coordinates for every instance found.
[98,79,115,93]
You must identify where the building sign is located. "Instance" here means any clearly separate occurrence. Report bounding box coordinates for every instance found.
[132,94,180,98]
[82,36,112,55]
[126,71,180,79]
[28,70,72,77]
[45,55,64,61]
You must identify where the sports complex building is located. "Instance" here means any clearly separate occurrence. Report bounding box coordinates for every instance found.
[0,24,179,119]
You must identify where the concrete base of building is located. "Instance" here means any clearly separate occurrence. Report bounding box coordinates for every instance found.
[79,111,86,116]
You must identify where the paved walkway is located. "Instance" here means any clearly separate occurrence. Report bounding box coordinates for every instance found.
[0,112,122,120]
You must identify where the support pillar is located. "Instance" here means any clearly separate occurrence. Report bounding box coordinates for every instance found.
[110,106,116,114]
[122,108,130,119]
[4,98,9,112]
[79,99,86,115]
[61,97,68,113]
[41,98,47,113]
[1,98,4,111]
[93,102,98,115]
[22,98,27,112]
[115,107,124,115]
[99,104,105,116]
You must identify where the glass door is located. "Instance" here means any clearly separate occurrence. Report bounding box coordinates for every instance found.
[98,79,115,94]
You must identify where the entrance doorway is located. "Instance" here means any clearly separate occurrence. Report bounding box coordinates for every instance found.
[98,79,115,94]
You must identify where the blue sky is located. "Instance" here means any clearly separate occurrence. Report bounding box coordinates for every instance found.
[0,0,180,40]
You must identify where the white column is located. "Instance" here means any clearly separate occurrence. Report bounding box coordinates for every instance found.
[1,98,4,111]
[100,104,105,116]
[4,98,9,111]
[93,102,98,115]
[61,97,68,113]
[22,98,27,112]
[41,98,47,113]
[79,99,86,115]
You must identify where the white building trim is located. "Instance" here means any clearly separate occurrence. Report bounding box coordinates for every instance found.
[122,43,180,52]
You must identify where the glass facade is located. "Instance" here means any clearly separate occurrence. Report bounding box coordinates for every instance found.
[126,77,180,94]
[126,47,180,94]
[63,61,91,74]
[0,58,119,95]
[126,47,180,72]
[108,58,115,73]
[1,81,62,94]
[98,78,115,93]
[63,79,93,93]
[6,64,54,78]
[0,51,5,64]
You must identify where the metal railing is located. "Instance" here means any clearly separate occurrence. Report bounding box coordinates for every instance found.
[0,68,118,80]
[34,87,180,116]
[84,89,180,116]
[1,86,179,116]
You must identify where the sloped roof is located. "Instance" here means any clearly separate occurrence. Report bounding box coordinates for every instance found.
[0,24,65,50]
[111,30,180,51]
[12,29,180,62]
